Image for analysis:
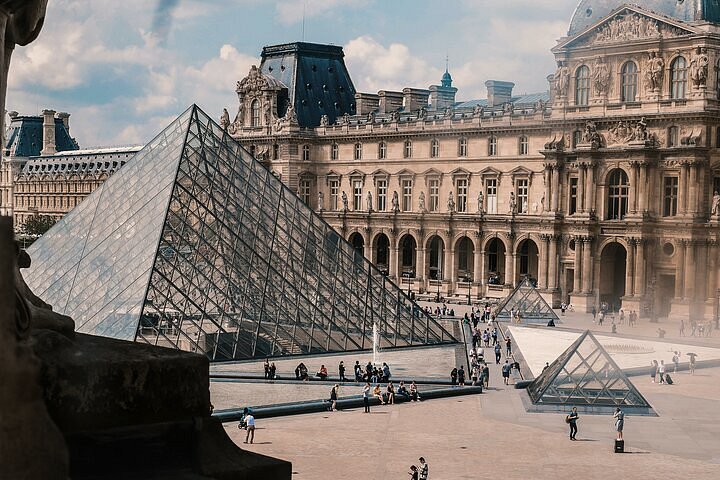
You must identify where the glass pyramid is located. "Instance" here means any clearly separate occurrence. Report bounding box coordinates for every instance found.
[24,105,457,361]
[494,277,559,323]
[527,331,651,408]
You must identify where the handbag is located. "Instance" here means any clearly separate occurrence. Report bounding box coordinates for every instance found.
[565,415,571,424]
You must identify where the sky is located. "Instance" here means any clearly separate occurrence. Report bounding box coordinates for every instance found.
[7,0,580,148]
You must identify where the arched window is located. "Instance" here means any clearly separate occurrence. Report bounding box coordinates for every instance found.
[621,61,638,102]
[430,138,440,158]
[575,65,590,106]
[458,137,468,157]
[488,136,497,156]
[671,57,687,99]
[354,142,362,160]
[607,169,629,220]
[519,136,529,155]
[251,100,261,127]
[404,139,413,158]
[378,142,387,159]
[331,143,338,160]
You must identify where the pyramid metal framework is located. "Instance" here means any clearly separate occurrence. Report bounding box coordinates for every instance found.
[494,277,559,323]
[24,105,457,361]
[527,331,651,408]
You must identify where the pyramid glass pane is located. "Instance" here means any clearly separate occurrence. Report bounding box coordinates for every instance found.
[495,278,559,323]
[25,105,457,360]
[527,331,651,408]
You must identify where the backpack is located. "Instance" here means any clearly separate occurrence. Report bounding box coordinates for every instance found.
[665,374,674,385]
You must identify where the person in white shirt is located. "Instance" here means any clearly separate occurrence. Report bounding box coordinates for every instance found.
[658,360,666,384]
[419,457,429,480]
[243,414,255,444]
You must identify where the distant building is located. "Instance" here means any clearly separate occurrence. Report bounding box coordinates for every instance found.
[225,2,720,322]
[1,109,141,228]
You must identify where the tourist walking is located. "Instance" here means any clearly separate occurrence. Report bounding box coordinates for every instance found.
[382,362,391,382]
[354,361,362,381]
[505,337,512,356]
[650,360,658,383]
[408,465,419,480]
[243,411,255,444]
[501,360,512,385]
[494,343,502,364]
[419,457,428,480]
[338,361,346,381]
[679,320,685,337]
[362,383,371,412]
[613,407,625,440]
[567,407,579,440]
[658,360,666,384]
[482,363,490,388]
[450,367,458,385]
[672,352,680,373]
[263,358,270,379]
[491,328,498,346]
[329,384,339,411]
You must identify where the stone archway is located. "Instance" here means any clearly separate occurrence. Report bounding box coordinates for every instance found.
[373,233,390,275]
[516,239,539,285]
[455,236,474,282]
[485,238,506,285]
[349,232,365,257]
[599,242,627,309]
[399,234,418,278]
[427,235,445,280]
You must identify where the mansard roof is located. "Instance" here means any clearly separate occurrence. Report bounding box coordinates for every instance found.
[5,115,79,158]
[569,0,720,36]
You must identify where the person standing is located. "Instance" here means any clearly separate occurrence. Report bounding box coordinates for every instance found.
[269,362,276,380]
[650,360,658,383]
[457,365,466,386]
[494,343,502,364]
[354,361,362,381]
[338,361,346,382]
[408,465,419,480]
[329,384,339,411]
[679,320,685,337]
[567,407,579,440]
[658,360,666,384]
[419,457,428,480]
[362,383,371,413]
[501,360,511,385]
[613,407,625,440]
[450,367,458,385]
[672,352,680,373]
[243,412,256,444]
[263,358,270,379]
[482,363,490,388]
[505,337,512,356]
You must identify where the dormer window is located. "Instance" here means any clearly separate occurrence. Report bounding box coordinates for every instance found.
[251,100,261,127]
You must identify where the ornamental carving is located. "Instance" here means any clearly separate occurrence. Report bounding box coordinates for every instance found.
[606,118,655,146]
[689,47,709,88]
[592,13,685,44]
[644,52,664,92]
[236,65,270,96]
[593,58,610,96]
[553,62,570,97]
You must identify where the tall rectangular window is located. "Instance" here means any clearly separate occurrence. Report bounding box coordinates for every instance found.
[569,177,578,215]
[519,136,529,155]
[299,179,311,205]
[302,144,310,161]
[488,137,497,156]
[402,179,412,212]
[429,179,440,212]
[456,179,468,213]
[459,138,468,157]
[379,142,387,159]
[663,176,679,217]
[376,179,387,212]
[486,178,497,214]
[352,180,363,211]
[329,179,339,210]
[331,143,338,160]
[516,178,529,214]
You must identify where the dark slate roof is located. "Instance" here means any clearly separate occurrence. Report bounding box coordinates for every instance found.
[454,92,550,110]
[569,0,720,35]
[260,42,357,127]
[5,115,79,157]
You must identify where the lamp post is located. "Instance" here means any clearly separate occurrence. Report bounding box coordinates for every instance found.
[467,274,473,306]
[435,268,442,303]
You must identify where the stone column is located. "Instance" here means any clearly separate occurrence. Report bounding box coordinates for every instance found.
[480,249,488,289]
[473,247,482,287]
[548,235,558,290]
[625,240,635,297]
[678,163,688,215]
[504,248,514,287]
[635,239,646,297]
[707,242,718,300]
[538,235,549,290]
[443,243,452,286]
[367,244,375,267]
[586,163,596,215]
[449,247,457,286]
[552,166,561,212]
[638,163,648,213]
[573,238,582,294]
[582,236,593,293]
[675,241,686,299]
[543,166,551,212]
[389,244,399,280]
[684,241,696,301]
[629,162,638,214]
[688,163,698,216]
[417,247,426,283]
[577,165,586,213]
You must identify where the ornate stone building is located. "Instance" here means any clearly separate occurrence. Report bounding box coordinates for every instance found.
[227,2,720,322]
[1,109,141,227]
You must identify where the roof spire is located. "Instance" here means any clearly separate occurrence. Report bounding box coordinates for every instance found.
[441,53,452,88]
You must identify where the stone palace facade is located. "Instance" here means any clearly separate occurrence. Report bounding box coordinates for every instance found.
[226,2,720,322]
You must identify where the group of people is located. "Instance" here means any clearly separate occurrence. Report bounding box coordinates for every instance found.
[565,406,626,442]
[680,318,714,337]
[465,304,494,327]
[263,359,277,379]
[471,326,498,350]
[424,304,456,318]
[354,361,392,383]
[407,457,429,480]
[360,380,421,412]
[651,350,695,381]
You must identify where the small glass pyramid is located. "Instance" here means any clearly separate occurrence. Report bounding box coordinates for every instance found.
[527,330,651,408]
[24,105,457,360]
[494,277,559,323]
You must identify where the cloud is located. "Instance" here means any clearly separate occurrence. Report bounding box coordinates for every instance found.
[275,0,370,25]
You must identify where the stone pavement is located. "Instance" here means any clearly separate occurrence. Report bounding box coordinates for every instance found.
[225,365,720,479]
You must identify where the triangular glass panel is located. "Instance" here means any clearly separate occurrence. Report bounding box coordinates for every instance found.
[24,105,457,360]
[495,277,559,323]
[527,330,651,408]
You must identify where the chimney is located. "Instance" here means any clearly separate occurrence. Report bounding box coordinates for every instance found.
[429,84,457,111]
[355,93,380,115]
[41,109,56,156]
[485,81,515,107]
[57,112,70,133]
[402,88,430,112]
[378,90,404,114]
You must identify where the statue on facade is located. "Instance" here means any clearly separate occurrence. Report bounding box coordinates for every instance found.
[477,191,484,214]
[317,191,324,211]
[645,52,664,91]
[633,117,649,141]
[341,191,348,211]
[553,61,570,97]
[509,192,517,214]
[503,102,514,114]
[230,101,244,132]
[444,106,454,118]
[593,58,610,95]
[220,108,230,130]
[540,195,545,212]
[690,47,709,88]
[391,191,400,212]
[712,191,720,216]
[581,121,603,148]
[367,110,376,123]
[418,191,426,212]
[284,102,297,124]
[417,107,427,121]
[320,114,329,127]
[447,191,455,212]
[366,191,373,212]
[473,104,484,117]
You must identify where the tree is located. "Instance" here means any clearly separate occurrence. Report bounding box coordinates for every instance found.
[21,215,56,237]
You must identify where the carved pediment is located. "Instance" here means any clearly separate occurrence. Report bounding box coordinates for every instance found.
[557,6,696,50]
[478,166,502,177]
[236,66,269,95]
